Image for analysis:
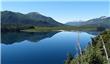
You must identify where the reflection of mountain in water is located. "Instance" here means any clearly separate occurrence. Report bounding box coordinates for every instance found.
[1,31,59,45]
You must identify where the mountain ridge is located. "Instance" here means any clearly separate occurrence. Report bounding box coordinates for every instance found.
[65,16,110,28]
[1,10,63,26]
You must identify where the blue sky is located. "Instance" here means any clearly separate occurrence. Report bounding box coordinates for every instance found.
[1,1,110,23]
[2,0,110,2]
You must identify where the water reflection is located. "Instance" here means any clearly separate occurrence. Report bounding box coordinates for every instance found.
[1,31,59,45]
[1,31,97,64]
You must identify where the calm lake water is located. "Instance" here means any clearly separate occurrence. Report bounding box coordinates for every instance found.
[1,31,97,64]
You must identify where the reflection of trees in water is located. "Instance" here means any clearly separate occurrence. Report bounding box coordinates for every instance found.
[86,31,99,35]
[1,31,59,45]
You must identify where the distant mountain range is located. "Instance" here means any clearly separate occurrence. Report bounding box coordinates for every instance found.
[65,16,110,28]
[65,21,85,26]
[1,11,63,26]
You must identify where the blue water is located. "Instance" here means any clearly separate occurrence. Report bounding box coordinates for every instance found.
[1,31,95,64]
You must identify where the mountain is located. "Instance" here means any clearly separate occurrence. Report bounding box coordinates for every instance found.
[26,12,63,26]
[85,16,110,28]
[65,16,110,28]
[65,21,85,26]
[1,11,63,26]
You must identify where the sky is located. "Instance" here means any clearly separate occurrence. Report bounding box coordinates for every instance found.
[1,0,110,23]
[1,0,110,2]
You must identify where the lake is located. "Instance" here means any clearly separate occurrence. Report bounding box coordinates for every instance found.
[1,31,97,64]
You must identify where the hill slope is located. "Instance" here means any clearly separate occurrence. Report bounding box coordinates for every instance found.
[1,11,63,26]
[65,16,110,28]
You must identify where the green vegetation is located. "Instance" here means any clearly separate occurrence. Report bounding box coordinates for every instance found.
[22,26,97,32]
[65,29,110,64]
[1,24,105,32]
[1,11,63,27]
[1,24,35,32]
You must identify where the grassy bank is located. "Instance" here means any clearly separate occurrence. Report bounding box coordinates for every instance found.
[65,29,110,64]
[22,26,97,32]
